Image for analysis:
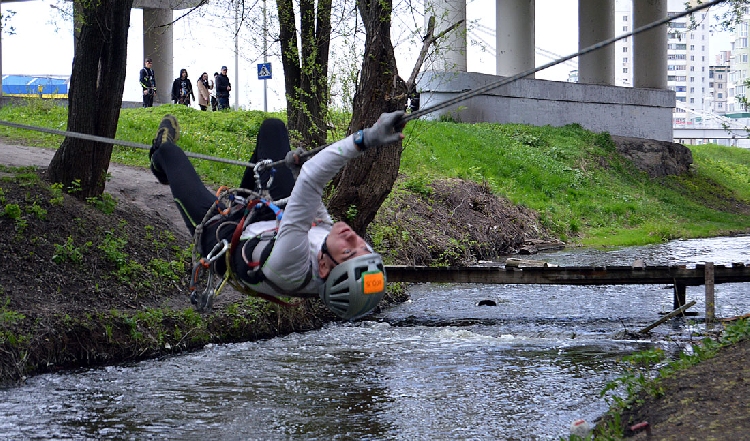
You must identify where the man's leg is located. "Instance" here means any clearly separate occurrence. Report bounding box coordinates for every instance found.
[150,115,217,236]
[239,118,295,201]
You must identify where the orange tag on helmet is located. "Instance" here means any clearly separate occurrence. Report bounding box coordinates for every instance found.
[362,271,385,294]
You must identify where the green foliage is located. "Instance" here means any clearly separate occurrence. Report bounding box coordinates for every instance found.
[52,236,90,264]
[2,203,21,219]
[28,202,47,220]
[49,183,65,205]
[86,193,117,214]
[0,296,27,346]
[98,230,129,269]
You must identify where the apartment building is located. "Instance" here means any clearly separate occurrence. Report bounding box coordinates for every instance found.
[612,0,711,127]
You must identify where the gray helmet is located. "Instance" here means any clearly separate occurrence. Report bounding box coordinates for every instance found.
[320,253,387,320]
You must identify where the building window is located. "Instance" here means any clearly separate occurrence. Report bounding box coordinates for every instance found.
[719,83,723,89]
[623,68,628,73]
[719,102,723,108]
[623,26,628,32]
[690,77,695,82]
[691,55,695,61]
[690,87,695,93]
[690,98,695,103]
[623,15,628,21]
[623,47,628,53]
[718,93,723,98]
[690,44,695,50]
[623,57,628,63]
[719,73,723,79]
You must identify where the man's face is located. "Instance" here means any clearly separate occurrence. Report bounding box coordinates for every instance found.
[221,68,227,75]
[318,222,372,279]
[145,60,152,67]
[323,222,371,263]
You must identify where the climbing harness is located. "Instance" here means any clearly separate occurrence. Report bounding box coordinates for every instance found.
[188,160,305,312]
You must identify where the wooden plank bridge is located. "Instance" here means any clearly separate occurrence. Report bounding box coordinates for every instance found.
[384,262,750,322]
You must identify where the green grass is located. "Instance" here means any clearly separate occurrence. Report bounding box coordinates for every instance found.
[1,98,750,247]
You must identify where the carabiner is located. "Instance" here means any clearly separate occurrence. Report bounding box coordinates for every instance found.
[206,239,230,263]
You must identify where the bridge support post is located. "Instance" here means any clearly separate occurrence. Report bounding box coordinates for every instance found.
[673,283,686,310]
[705,262,715,327]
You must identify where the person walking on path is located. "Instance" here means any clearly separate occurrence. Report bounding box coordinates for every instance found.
[139,58,157,108]
[171,69,195,106]
[148,111,406,319]
[196,72,213,111]
[215,66,231,110]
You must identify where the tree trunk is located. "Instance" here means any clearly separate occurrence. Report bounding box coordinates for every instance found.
[47,0,133,199]
[276,0,331,148]
[326,0,407,236]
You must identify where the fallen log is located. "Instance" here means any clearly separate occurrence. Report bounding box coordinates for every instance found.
[638,300,696,334]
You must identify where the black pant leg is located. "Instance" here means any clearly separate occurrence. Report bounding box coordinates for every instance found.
[151,141,218,236]
[239,118,295,201]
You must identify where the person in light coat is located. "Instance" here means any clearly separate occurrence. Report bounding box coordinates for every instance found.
[195,72,213,111]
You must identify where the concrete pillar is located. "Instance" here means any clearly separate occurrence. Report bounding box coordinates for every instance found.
[578,0,615,85]
[496,0,535,78]
[143,8,173,105]
[425,0,467,71]
[633,0,667,89]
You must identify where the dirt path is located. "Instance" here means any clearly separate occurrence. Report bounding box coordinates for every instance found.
[0,141,190,240]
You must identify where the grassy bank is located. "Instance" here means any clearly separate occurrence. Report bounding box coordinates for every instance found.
[1,100,750,247]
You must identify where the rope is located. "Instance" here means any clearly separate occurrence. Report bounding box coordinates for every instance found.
[0,0,728,169]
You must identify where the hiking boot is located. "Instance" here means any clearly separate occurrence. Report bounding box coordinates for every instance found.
[149,114,180,184]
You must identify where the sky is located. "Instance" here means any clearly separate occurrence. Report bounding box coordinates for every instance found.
[0,0,736,111]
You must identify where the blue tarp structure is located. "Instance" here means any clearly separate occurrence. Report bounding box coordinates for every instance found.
[2,75,69,97]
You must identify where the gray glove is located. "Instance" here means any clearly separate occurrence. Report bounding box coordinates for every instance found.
[362,111,406,150]
[284,147,307,179]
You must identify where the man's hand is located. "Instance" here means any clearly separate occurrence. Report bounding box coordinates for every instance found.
[284,147,307,179]
[361,111,406,150]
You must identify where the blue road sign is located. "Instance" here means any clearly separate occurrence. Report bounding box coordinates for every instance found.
[257,63,272,80]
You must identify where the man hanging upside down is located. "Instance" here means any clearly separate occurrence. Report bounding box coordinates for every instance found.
[148,111,406,320]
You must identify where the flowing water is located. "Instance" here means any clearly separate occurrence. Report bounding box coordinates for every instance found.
[2,237,750,440]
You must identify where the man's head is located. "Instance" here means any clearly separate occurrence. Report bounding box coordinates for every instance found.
[180,68,188,78]
[221,66,228,74]
[144,58,152,67]
[317,222,373,279]
[317,225,386,320]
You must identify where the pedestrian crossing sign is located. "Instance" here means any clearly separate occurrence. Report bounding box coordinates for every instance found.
[257,63,272,80]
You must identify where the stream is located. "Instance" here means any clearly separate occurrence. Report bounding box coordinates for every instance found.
[2,236,749,440]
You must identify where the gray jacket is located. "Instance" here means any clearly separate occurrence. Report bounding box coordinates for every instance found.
[238,135,362,297]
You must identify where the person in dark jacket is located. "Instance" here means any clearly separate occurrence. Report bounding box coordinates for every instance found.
[171,69,195,106]
[215,66,231,110]
[139,58,156,108]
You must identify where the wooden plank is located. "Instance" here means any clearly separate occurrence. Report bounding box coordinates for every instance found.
[384,264,750,286]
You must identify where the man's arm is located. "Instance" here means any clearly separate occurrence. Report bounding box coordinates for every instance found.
[266,111,406,288]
